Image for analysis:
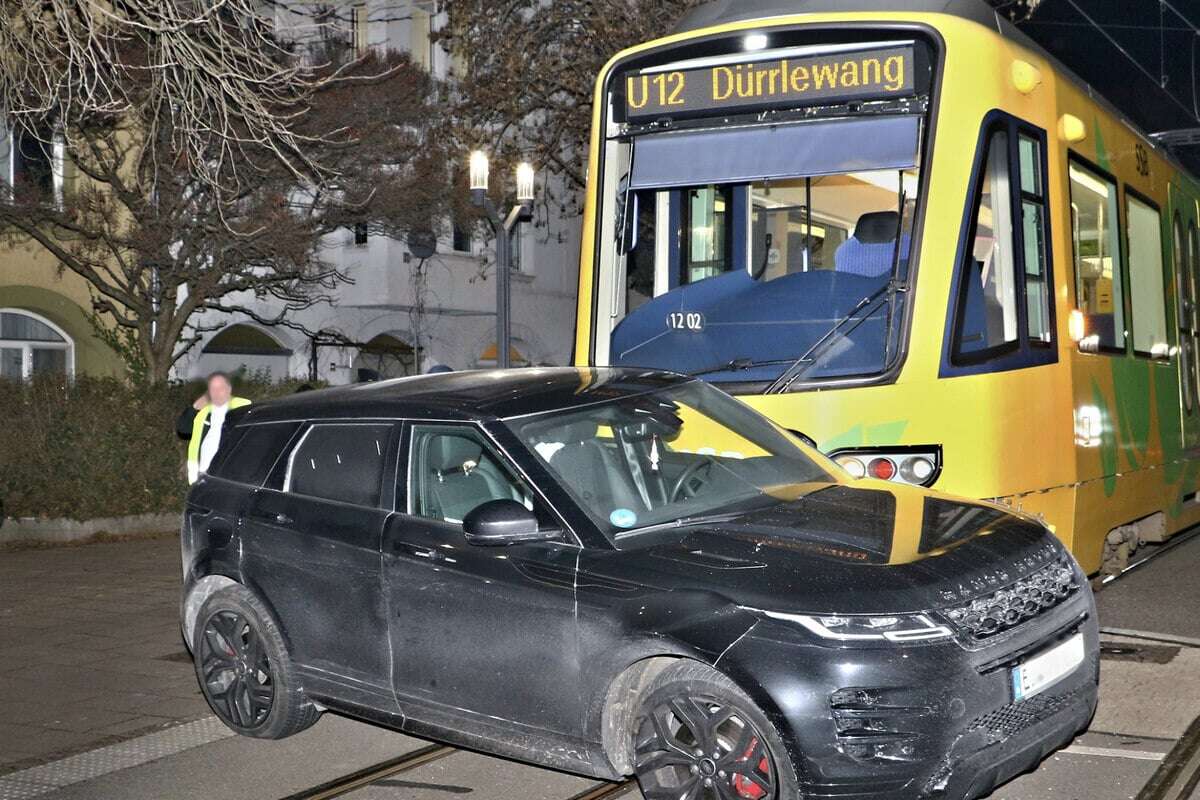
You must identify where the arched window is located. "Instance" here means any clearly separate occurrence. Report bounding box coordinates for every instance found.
[199,323,292,382]
[0,309,73,380]
[353,333,418,382]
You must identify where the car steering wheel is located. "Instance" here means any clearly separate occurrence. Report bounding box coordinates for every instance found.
[669,457,716,502]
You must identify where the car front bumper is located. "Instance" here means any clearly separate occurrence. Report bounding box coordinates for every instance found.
[723,586,1099,800]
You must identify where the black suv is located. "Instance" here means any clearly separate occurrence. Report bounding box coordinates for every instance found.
[182,368,1098,800]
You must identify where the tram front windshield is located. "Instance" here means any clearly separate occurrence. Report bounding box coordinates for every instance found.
[604,117,923,388]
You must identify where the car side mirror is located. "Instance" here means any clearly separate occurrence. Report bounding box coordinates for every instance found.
[788,428,818,449]
[462,500,555,546]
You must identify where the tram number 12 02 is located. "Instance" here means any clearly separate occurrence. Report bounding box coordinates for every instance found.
[667,311,705,332]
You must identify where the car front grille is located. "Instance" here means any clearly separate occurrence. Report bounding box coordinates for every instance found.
[941,558,1079,641]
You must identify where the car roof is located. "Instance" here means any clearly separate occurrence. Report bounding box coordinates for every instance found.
[236,367,695,425]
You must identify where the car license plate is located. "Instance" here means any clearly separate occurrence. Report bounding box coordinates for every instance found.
[1012,633,1085,701]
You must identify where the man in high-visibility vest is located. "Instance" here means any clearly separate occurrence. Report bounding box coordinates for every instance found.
[175,372,251,484]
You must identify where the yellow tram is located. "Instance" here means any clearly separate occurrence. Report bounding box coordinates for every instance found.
[572,0,1200,574]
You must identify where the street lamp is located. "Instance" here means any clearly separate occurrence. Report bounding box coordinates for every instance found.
[469,152,534,369]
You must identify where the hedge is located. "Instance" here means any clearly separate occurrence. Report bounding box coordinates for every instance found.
[0,374,310,521]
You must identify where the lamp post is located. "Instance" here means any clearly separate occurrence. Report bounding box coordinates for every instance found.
[469,151,534,369]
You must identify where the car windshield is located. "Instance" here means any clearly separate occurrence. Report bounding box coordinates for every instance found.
[602,115,924,388]
[505,381,836,539]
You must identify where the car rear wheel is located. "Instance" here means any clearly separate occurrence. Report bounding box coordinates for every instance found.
[193,585,319,739]
[630,661,798,800]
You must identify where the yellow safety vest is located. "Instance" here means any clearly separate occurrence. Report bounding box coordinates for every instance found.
[186,397,251,484]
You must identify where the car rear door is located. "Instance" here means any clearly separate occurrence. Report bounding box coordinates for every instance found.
[240,420,400,712]
[382,422,584,736]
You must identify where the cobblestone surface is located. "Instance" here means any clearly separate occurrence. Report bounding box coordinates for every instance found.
[0,536,208,773]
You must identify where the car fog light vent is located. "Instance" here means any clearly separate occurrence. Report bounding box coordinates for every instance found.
[830,688,876,708]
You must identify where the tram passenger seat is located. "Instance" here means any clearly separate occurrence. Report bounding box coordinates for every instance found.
[834,211,901,278]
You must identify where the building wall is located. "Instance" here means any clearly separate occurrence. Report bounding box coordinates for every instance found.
[177,0,582,385]
[3,0,582,387]
[0,243,125,378]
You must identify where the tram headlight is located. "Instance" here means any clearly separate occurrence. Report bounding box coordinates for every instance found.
[743,33,769,51]
[831,447,942,488]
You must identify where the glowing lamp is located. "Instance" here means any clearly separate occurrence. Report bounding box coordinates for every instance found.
[515,162,535,203]
[469,150,490,192]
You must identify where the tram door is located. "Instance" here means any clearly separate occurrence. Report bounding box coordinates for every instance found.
[1171,184,1200,451]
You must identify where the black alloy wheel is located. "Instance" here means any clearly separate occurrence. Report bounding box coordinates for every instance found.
[634,694,778,800]
[199,610,275,728]
[192,584,320,739]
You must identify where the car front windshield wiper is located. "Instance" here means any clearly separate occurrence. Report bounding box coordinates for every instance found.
[613,510,750,539]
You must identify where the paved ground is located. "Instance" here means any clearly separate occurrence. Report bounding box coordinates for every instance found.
[0,537,208,773]
[1,534,1199,800]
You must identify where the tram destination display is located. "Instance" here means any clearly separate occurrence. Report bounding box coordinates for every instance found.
[618,44,915,123]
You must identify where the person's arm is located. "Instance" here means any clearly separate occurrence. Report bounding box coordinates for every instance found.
[177,393,207,439]
[176,406,198,440]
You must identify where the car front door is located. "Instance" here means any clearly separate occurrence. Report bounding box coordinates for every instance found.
[240,421,399,710]
[382,422,584,736]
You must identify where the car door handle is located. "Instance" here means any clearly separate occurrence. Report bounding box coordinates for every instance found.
[393,542,443,561]
[248,510,292,526]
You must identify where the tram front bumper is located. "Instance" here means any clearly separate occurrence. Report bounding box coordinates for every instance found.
[725,589,1100,800]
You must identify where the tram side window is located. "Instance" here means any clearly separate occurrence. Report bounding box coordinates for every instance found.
[1125,194,1169,358]
[953,129,1020,358]
[1069,161,1125,350]
[682,186,733,284]
[1019,135,1051,343]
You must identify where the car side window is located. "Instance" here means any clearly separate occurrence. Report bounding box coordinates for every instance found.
[285,423,393,507]
[409,425,535,524]
[208,422,300,486]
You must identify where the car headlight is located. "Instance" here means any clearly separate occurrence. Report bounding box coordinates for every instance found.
[758,610,953,643]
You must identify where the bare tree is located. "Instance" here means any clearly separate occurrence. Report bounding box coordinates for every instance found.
[0,0,411,197]
[0,1,451,382]
[437,0,701,209]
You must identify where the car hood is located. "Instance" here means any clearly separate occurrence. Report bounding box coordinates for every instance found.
[600,481,1064,615]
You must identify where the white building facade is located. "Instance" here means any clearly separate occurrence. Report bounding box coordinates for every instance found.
[176,1,581,385]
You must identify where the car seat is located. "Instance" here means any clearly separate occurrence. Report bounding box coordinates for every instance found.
[423,434,515,522]
[541,421,647,517]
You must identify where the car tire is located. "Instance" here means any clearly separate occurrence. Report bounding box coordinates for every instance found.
[192,585,320,739]
[629,660,799,800]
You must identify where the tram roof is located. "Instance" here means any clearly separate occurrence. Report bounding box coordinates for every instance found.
[672,0,1199,183]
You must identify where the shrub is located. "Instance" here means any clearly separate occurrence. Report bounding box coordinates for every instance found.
[0,374,309,521]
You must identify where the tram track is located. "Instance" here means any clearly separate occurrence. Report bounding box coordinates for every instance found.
[277,741,637,800]
[278,743,457,800]
[1096,525,1200,590]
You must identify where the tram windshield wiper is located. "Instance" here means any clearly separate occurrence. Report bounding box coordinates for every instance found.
[763,184,910,394]
[687,357,795,378]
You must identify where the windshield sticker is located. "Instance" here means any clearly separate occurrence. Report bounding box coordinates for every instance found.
[610,508,639,528]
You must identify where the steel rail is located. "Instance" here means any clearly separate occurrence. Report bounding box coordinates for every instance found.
[563,779,639,800]
[277,741,638,800]
[277,743,458,800]
[1097,525,1200,589]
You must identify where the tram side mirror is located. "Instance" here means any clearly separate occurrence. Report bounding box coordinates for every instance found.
[616,175,639,255]
[463,500,553,546]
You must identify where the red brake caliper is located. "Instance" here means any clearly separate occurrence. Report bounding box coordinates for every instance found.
[731,735,770,799]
